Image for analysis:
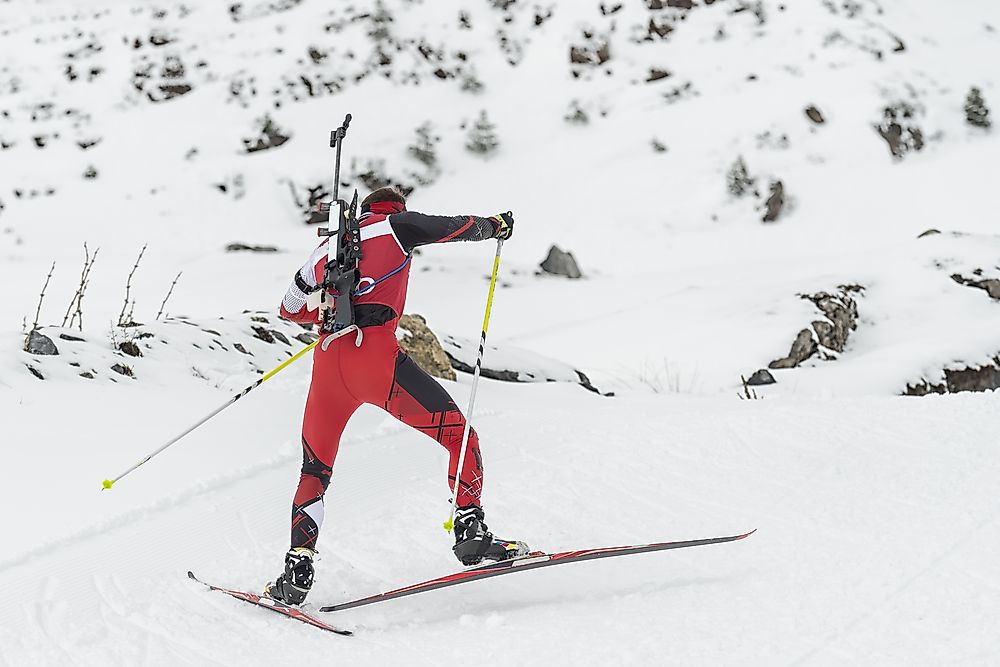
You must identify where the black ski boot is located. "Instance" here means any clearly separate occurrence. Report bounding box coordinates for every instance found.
[264,547,315,605]
[452,505,529,566]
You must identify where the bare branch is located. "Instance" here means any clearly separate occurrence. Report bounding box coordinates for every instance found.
[738,375,760,401]
[62,243,88,327]
[62,243,99,330]
[156,271,182,320]
[32,261,56,332]
[117,244,147,327]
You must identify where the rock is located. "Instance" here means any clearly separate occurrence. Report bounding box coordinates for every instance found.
[79,371,95,379]
[295,332,319,345]
[875,103,924,159]
[746,369,776,386]
[118,341,143,357]
[226,243,279,253]
[762,180,784,223]
[944,362,1000,393]
[906,357,1000,395]
[903,380,946,396]
[646,68,671,82]
[26,365,44,380]
[917,228,940,238]
[397,314,456,381]
[950,273,1000,300]
[270,330,291,345]
[243,115,291,154]
[574,370,604,395]
[446,355,519,382]
[111,363,134,377]
[540,245,582,279]
[769,285,863,369]
[811,320,835,349]
[768,329,817,369]
[252,326,275,343]
[25,329,58,355]
[805,105,825,124]
[234,343,252,355]
[804,287,861,353]
[442,335,608,394]
[59,333,85,342]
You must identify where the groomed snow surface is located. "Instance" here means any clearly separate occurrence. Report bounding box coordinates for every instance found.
[2,0,1000,664]
[3,380,1000,665]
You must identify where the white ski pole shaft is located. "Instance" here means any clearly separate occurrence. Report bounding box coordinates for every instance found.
[101,338,319,490]
[444,238,504,532]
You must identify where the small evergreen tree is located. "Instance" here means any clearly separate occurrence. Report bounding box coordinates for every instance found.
[727,156,754,197]
[965,87,991,128]
[368,0,393,41]
[407,122,441,186]
[407,122,439,168]
[460,70,484,93]
[465,110,499,157]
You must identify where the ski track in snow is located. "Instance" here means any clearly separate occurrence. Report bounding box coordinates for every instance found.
[2,386,1000,664]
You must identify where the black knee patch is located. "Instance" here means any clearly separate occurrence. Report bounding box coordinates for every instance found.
[301,437,332,490]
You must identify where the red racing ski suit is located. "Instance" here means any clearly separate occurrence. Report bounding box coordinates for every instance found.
[279,200,502,550]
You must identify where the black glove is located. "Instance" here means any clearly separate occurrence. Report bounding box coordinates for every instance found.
[490,211,514,240]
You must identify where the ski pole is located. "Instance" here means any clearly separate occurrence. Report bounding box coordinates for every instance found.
[101,337,320,490]
[444,238,504,532]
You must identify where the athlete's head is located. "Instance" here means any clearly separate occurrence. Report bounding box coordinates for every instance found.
[361,186,407,213]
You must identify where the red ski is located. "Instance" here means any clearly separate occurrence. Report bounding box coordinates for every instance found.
[187,571,352,636]
[320,529,755,613]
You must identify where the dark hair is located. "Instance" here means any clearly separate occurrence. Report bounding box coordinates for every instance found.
[361,186,407,211]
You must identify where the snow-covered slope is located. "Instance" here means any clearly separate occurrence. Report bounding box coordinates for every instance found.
[3,379,1000,665]
[4,0,999,394]
[2,0,1000,664]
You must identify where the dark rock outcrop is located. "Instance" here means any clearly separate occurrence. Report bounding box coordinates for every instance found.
[804,286,862,353]
[243,115,290,154]
[762,180,784,222]
[226,243,279,253]
[25,329,58,355]
[950,273,1000,300]
[769,285,864,368]
[251,326,275,343]
[768,329,817,369]
[118,341,142,357]
[540,245,582,279]
[875,102,924,159]
[805,106,825,124]
[905,356,1000,395]
[746,369,776,386]
[111,363,134,377]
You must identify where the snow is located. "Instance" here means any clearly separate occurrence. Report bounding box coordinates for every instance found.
[2,0,1000,664]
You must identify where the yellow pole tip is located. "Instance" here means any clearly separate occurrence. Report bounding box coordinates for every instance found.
[443,519,454,533]
[102,479,114,490]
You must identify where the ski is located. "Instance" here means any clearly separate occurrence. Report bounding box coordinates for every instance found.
[320,529,755,613]
[187,571,352,636]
